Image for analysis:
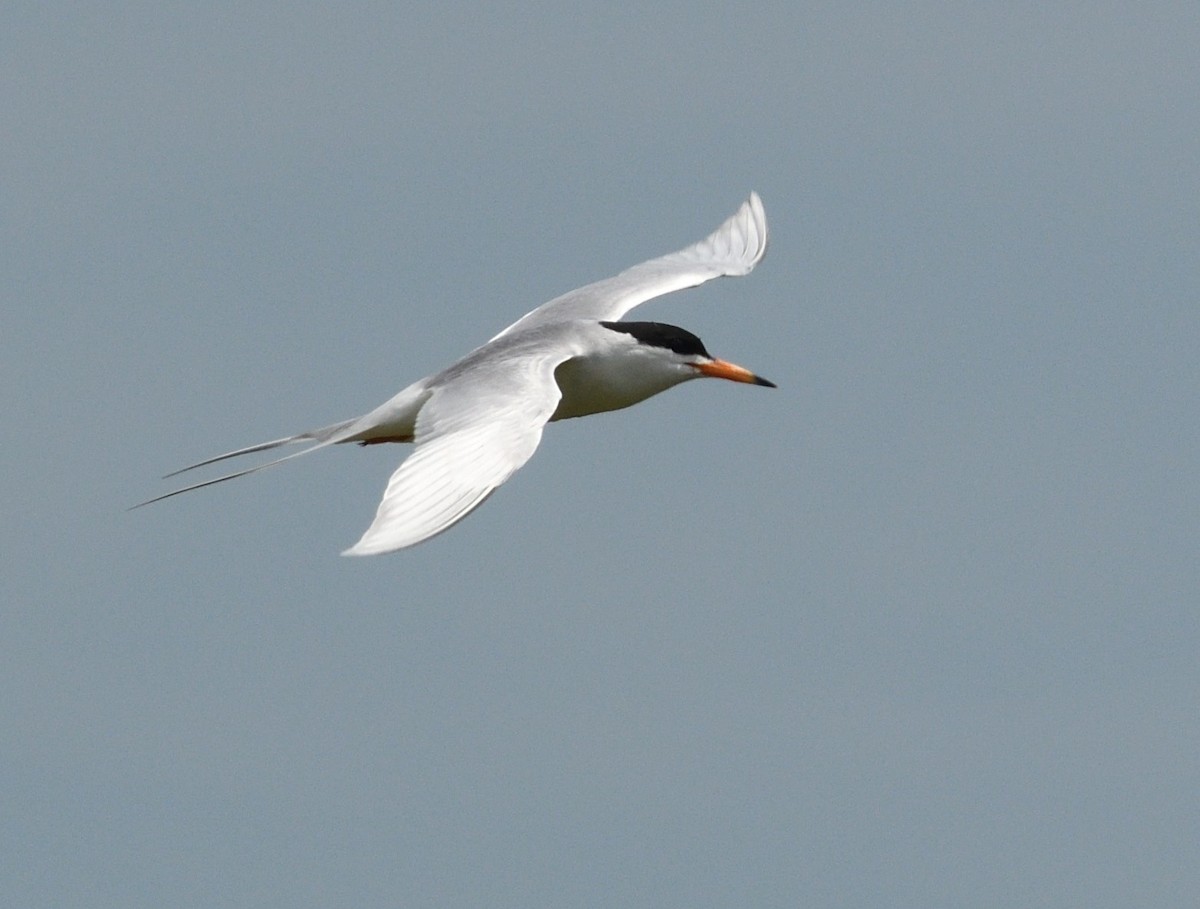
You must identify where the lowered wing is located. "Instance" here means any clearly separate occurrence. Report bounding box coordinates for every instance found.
[342,344,575,555]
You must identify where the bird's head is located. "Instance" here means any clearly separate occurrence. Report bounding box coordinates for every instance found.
[600,321,776,388]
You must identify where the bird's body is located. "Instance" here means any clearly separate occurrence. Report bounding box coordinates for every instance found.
[139,193,774,555]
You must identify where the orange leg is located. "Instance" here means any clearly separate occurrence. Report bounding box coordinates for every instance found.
[357,435,413,446]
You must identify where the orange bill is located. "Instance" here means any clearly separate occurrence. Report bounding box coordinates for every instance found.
[693,358,776,387]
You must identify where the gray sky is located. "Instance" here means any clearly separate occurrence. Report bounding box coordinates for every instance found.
[4,3,1198,907]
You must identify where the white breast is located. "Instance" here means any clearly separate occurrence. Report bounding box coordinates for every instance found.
[550,348,694,421]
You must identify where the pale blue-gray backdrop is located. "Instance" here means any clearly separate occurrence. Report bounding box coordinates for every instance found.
[4,3,1197,907]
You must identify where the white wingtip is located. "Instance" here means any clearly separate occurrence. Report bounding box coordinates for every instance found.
[674,190,769,277]
[729,190,769,273]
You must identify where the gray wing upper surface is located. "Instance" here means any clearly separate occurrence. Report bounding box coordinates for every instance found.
[492,192,767,340]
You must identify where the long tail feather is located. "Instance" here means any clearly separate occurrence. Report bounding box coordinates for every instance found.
[161,418,358,478]
[162,435,304,478]
[131,440,338,510]
[133,417,365,510]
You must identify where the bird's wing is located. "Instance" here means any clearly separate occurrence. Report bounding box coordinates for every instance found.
[491,192,768,339]
[342,347,571,555]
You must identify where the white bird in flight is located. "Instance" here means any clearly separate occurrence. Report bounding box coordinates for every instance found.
[138,192,774,555]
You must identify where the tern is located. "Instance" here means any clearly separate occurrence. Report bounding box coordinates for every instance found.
[138,192,775,555]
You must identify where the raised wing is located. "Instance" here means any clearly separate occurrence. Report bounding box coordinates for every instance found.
[342,347,571,555]
[492,192,768,339]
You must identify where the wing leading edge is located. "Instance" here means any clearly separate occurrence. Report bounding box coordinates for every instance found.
[492,192,767,339]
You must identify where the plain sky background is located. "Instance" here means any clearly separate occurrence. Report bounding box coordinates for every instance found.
[3,3,1197,907]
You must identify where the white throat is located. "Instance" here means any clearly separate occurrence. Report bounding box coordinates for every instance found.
[550,348,695,421]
